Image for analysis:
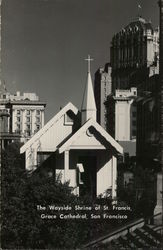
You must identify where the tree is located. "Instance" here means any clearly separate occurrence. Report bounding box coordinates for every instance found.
[1,142,91,249]
[1,142,132,249]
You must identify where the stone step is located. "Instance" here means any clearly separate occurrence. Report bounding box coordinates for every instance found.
[126,232,145,248]
[143,225,162,242]
[135,228,158,246]
[129,231,151,247]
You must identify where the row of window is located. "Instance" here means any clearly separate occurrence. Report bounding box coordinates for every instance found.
[17,116,41,123]
[16,110,41,115]
[16,124,40,134]
[16,124,40,129]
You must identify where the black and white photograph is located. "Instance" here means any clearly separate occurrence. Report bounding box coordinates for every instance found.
[0,0,163,249]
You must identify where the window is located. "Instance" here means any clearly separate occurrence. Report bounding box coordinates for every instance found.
[26,117,30,122]
[26,110,30,115]
[26,131,31,136]
[35,125,40,132]
[36,117,40,123]
[36,110,40,115]
[26,124,30,130]
[132,120,136,126]
[16,124,21,134]
[17,110,21,115]
[17,117,21,122]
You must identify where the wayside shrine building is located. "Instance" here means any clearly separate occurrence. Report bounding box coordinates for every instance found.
[20,56,123,198]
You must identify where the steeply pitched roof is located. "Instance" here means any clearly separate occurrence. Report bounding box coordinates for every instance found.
[81,72,96,112]
[58,118,123,154]
[20,102,78,154]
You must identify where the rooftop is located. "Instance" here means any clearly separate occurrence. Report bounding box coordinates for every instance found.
[112,17,159,39]
[115,88,137,98]
[0,91,46,106]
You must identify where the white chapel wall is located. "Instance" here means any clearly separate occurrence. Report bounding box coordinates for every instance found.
[25,113,74,170]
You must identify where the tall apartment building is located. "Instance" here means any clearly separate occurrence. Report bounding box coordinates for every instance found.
[0,90,46,147]
[105,88,137,156]
[94,63,112,129]
[110,17,159,91]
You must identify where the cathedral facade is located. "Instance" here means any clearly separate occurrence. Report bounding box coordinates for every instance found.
[110,17,159,91]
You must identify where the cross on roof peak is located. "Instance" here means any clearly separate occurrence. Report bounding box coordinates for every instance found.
[137,2,142,17]
[85,55,93,73]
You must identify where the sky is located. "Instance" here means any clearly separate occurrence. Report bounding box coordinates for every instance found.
[2,0,159,122]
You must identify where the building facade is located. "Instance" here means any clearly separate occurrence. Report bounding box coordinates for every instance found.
[136,74,160,165]
[110,17,159,91]
[115,88,137,142]
[94,63,112,129]
[105,88,137,156]
[0,90,46,145]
